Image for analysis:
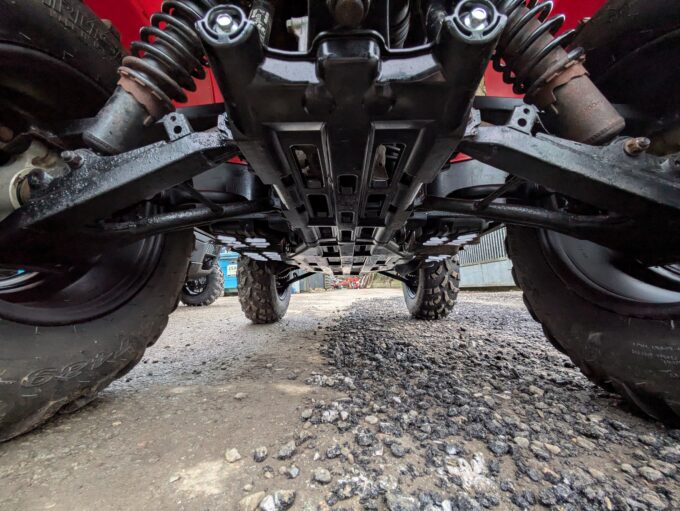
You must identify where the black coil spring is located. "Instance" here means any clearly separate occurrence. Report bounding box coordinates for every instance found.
[492,0,584,97]
[390,0,411,49]
[121,0,217,112]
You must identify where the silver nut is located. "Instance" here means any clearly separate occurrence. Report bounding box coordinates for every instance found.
[215,13,239,35]
[463,6,490,31]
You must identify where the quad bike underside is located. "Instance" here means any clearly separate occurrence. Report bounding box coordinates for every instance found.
[3,0,680,283]
[1,0,680,440]
[2,0,679,318]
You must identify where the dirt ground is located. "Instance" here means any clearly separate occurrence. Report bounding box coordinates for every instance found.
[0,289,678,511]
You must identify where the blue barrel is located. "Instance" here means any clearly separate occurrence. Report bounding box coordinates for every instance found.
[218,251,239,292]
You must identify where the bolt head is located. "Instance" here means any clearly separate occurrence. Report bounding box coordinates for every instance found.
[463,6,490,31]
[61,151,83,168]
[624,137,652,156]
[26,169,53,191]
[215,13,239,35]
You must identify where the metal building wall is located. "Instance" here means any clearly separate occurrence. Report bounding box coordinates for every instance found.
[299,272,327,292]
[459,228,515,288]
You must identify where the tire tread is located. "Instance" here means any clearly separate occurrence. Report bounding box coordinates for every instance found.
[237,257,290,324]
[405,257,461,320]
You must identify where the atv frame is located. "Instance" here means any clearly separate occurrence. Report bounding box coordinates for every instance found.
[1,94,678,275]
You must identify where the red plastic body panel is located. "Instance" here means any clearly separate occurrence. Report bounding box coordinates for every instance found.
[485,0,608,97]
[84,0,217,105]
[84,0,608,104]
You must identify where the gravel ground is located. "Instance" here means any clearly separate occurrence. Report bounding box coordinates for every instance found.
[0,290,679,510]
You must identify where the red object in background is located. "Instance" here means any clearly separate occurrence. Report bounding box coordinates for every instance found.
[84,0,217,105]
[84,0,608,104]
[484,0,608,97]
[332,276,361,289]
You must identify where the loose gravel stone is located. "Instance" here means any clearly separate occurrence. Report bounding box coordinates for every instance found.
[253,446,268,463]
[277,441,296,460]
[322,410,339,423]
[326,444,342,459]
[287,465,300,479]
[641,492,667,510]
[356,428,375,447]
[511,490,535,508]
[385,493,419,511]
[487,440,509,455]
[313,468,332,485]
[544,443,561,455]
[621,463,637,475]
[259,490,295,511]
[528,385,544,397]
[659,446,680,464]
[639,466,664,483]
[225,448,242,463]
[513,437,529,449]
[572,436,596,450]
[649,459,677,476]
[239,491,265,511]
[389,443,407,458]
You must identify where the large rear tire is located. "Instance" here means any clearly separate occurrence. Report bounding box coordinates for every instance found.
[507,0,680,423]
[0,0,194,441]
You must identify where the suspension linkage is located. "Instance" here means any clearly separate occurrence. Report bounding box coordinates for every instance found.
[423,196,631,238]
[474,175,522,211]
[94,198,274,240]
[283,272,316,289]
[0,127,237,268]
[461,108,680,218]
[378,271,413,286]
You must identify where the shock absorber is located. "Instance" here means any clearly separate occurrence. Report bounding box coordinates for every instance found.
[84,0,217,154]
[492,0,625,145]
[390,0,411,48]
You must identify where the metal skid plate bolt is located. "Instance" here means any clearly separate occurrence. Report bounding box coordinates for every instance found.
[199,5,249,43]
[452,0,505,42]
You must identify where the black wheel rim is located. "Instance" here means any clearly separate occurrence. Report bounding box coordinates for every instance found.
[404,271,419,297]
[541,230,680,318]
[184,276,208,296]
[276,272,290,299]
[0,237,164,326]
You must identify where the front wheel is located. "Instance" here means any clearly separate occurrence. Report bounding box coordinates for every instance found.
[237,257,291,324]
[402,257,460,320]
[0,232,193,442]
[505,0,680,423]
[0,0,197,442]
[507,227,680,422]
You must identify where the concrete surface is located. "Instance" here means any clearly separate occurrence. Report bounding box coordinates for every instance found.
[0,290,678,511]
